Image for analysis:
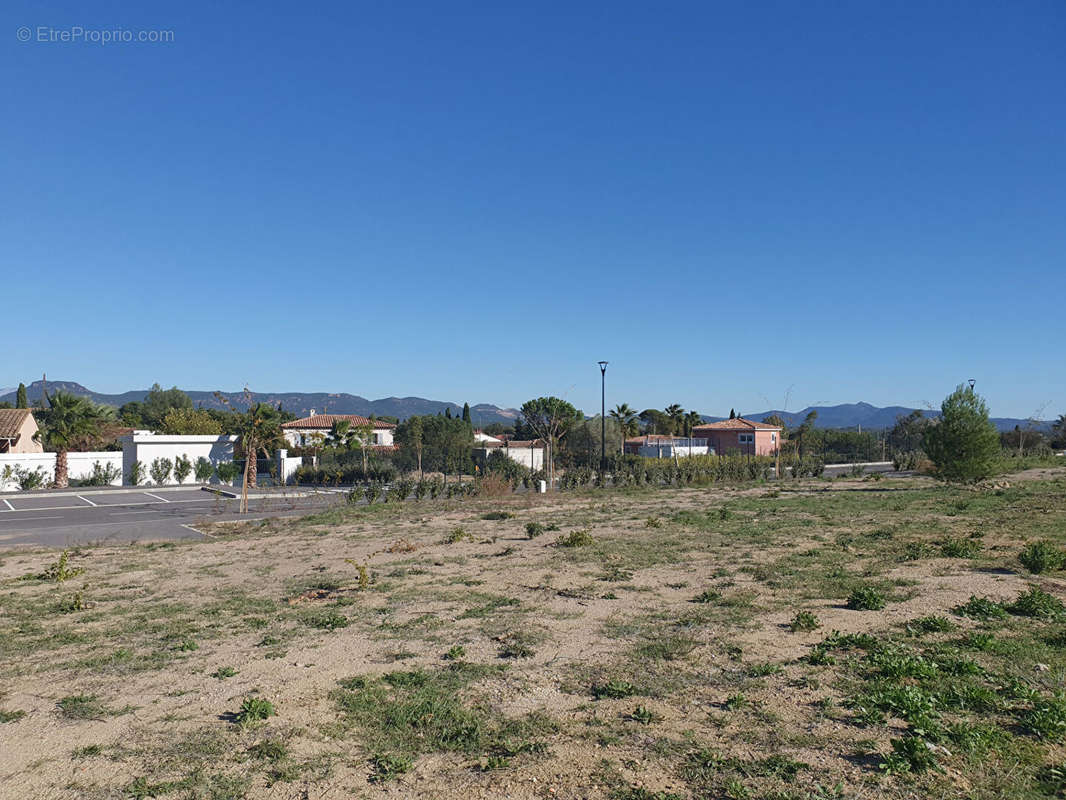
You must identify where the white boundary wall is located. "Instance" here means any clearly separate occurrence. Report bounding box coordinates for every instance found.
[0,451,123,490]
[122,434,238,486]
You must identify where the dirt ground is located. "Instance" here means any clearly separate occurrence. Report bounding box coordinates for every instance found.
[1,468,1064,799]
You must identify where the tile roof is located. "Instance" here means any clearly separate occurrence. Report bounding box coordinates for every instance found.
[0,409,34,440]
[692,418,782,431]
[282,414,395,430]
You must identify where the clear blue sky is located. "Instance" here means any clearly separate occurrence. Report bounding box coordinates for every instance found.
[3,2,1064,418]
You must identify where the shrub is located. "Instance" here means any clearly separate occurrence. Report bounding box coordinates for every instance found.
[194,457,214,483]
[365,483,382,505]
[125,460,145,486]
[880,735,941,774]
[1020,541,1066,574]
[173,455,192,485]
[234,696,275,725]
[481,511,512,521]
[149,457,173,486]
[476,473,513,497]
[74,460,121,487]
[1008,586,1065,619]
[940,537,982,558]
[789,611,821,632]
[847,587,886,611]
[368,753,412,783]
[525,521,545,539]
[893,451,925,471]
[4,464,49,490]
[557,528,594,547]
[953,595,1007,620]
[443,527,469,544]
[216,461,240,484]
[592,680,638,699]
[392,478,414,501]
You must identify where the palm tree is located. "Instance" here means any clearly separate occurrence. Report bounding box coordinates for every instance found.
[37,391,111,488]
[609,403,639,454]
[683,410,702,437]
[325,419,354,450]
[237,402,285,493]
[665,404,685,435]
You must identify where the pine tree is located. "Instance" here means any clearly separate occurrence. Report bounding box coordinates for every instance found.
[923,384,1001,483]
[16,383,28,408]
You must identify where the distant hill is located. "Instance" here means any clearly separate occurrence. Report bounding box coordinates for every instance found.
[4,382,1050,433]
[709,401,1051,433]
[1,380,521,426]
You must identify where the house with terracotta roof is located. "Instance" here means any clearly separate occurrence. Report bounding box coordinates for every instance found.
[281,411,396,448]
[0,409,43,454]
[691,418,782,456]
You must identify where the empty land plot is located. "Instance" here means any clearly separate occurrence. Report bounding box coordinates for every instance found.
[1,468,1065,799]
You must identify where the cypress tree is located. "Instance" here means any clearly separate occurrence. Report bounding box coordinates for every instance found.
[729,408,736,419]
[462,403,471,423]
[16,383,28,408]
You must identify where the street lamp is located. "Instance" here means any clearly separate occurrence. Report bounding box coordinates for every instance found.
[598,361,608,478]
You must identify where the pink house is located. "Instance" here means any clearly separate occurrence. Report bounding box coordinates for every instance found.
[691,418,782,456]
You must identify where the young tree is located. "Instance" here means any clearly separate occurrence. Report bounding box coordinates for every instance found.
[15,383,28,409]
[150,457,173,485]
[519,397,581,488]
[236,403,285,505]
[36,391,111,488]
[194,456,215,483]
[922,384,1001,482]
[173,455,193,484]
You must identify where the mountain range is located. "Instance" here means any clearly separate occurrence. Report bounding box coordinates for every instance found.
[0,381,1052,432]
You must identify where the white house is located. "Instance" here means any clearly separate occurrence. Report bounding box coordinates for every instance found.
[281,412,396,448]
[473,435,547,473]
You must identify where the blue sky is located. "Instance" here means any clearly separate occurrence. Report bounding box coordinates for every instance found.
[3,2,1063,418]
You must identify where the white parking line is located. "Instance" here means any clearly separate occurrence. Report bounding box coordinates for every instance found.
[1,499,13,511]
[110,510,168,516]
[143,493,170,503]
[78,495,98,507]
[0,498,216,514]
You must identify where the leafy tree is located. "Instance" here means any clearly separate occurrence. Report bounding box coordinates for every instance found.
[395,415,425,475]
[16,383,28,408]
[519,397,581,487]
[120,384,192,430]
[609,403,639,453]
[795,410,818,458]
[36,391,112,488]
[160,408,223,435]
[887,410,930,454]
[922,384,1001,482]
[639,409,673,435]
[1052,415,1066,450]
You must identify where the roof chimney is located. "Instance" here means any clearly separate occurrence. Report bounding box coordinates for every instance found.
[309,408,316,416]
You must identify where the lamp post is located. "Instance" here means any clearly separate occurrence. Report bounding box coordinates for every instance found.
[598,361,608,478]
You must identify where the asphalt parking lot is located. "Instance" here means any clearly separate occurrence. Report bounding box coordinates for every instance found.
[0,486,343,549]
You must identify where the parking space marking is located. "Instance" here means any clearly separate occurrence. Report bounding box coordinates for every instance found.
[143,492,170,503]
[78,495,98,507]
[110,510,168,516]
[1,499,13,511]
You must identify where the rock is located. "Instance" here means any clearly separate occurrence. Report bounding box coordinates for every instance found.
[1035,663,1050,672]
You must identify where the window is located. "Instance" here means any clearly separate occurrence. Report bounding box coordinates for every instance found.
[771,433,776,443]
[738,433,754,444]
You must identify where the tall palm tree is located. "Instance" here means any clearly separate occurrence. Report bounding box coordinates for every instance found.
[37,391,111,488]
[325,419,354,450]
[665,404,685,435]
[609,403,639,454]
[237,403,285,493]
